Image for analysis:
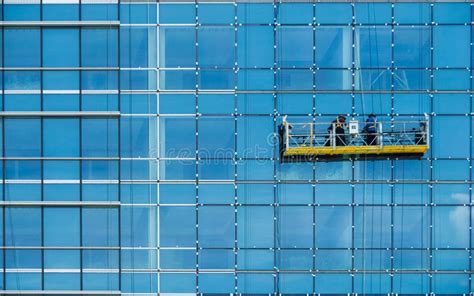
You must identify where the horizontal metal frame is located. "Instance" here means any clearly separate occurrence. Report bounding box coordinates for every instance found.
[157,90,474,94]
[0,111,120,117]
[0,201,120,206]
[0,291,121,295]
[0,21,120,27]
[0,67,120,71]
[157,22,474,26]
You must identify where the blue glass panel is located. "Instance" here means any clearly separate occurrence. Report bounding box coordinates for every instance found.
[354,3,391,24]
[81,4,118,21]
[121,273,157,293]
[5,208,38,246]
[433,116,470,158]
[83,208,119,247]
[394,26,431,68]
[5,119,40,157]
[277,70,313,90]
[434,26,470,68]
[433,206,469,248]
[43,29,79,67]
[394,207,430,248]
[159,206,195,247]
[4,29,40,67]
[6,250,41,268]
[120,117,156,158]
[199,70,234,90]
[237,116,274,158]
[237,70,274,90]
[199,206,234,247]
[237,273,275,293]
[159,273,195,293]
[315,274,352,294]
[82,29,118,67]
[82,119,119,157]
[159,94,194,114]
[315,250,351,270]
[82,160,119,180]
[394,3,431,24]
[44,273,80,290]
[158,4,195,24]
[278,3,313,24]
[6,273,41,290]
[160,249,195,269]
[198,273,234,293]
[5,161,40,180]
[278,250,312,270]
[83,250,118,269]
[159,27,195,68]
[120,94,156,114]
[198,4,234,24]
[433,274,469,294]
[159,70,196,90]
[44,250,79,268]
[316,94,352,114]
[315,207,351,248]
[279,207,313,248]
[198,27,235,68]
[160,117,195,158]
[43,4,79,21]
[238,26,274,68]
[120,27,156,68]
[121,206,157,247]
[237,3,273,24]
[434,94,470,114]
[434,69,470,91]
[43,94,79,111]
[315,184,352,204]
[43,71,79,90]
[83,273,119,291]
[277,27,313,67]
[120,3,156,24]
[5,184,40,201]
[315,27,352,68]
[434,3,470,24]
[237,94,274,115]
[238,206,273,248]
[355,27,391,68]
[160,160,196,180]
[43,161,79,180]
[44,207,80,247]
[43,184,80,201]
[315,3,352,24]
[43,119,80,157]
[315,70,352,90]
[198,117,234,157]
[4,4,40,21]
[394,70,430,91]
[200,249,234,269]
[199,184,234,204]
[4,71,40,90]
[4,94,40,111]
[279,273,313,293]
[81,71,118,90]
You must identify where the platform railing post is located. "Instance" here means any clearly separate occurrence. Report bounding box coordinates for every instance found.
[332,123,336,149]
[425,113,430,148]
[310,123,313,147]
[378,122,383,148]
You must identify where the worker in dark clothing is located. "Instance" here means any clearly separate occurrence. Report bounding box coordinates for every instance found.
[326,115,347,146]
[363,114,377,145]
[415,122,427,145]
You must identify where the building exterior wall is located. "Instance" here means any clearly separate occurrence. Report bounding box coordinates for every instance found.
[0,1,473,294]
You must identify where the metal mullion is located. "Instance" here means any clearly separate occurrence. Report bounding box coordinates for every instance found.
[469,3,473,292]
[116,0,122,291]
[79,13,84,291]
[389,3,395,293]
[39,18,45,290]
[272,2,278,294]
[194,2,199,294]
[1,2,5,289]
[350,3,356,294]
[429,3,434,292]
[232,2,238,294]
[311,2,316,294]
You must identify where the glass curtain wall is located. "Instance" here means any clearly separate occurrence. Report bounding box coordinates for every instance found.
[0,1,473,295]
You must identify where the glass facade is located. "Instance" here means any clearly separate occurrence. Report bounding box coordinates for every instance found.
[0,1,473,294]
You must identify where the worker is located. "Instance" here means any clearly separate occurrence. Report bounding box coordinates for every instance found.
[363,113,377,145]
[326,115,347,146]
[415,122,427,145]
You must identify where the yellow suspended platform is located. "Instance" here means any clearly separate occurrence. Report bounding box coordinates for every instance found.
[283,145,429,157]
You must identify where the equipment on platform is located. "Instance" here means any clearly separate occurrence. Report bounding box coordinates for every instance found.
[280,114,429,160]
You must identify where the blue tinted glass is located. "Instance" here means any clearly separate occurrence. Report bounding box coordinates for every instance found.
[82,29,118,67]
[434,3,470,24]
[355,27,391,68]
[278,3,313,24]
[277,27,313,67]
[198,4,234,24]
[44,208,80,246]
[159,27,196,68]
[159,4,195,24]
[81,4,118,21]
[355,3,391,24]
[4,94,40,111]
[394,3,431,24]
[238,26,274,68]
[394,26,430,68]
[43,29,79,67]
[43,119,80,157]
[315,27,352,68]
[4,4,40,21]
[5,119,41,157]
[5,208,37,246]
[120,3,156,24]
[43,4,79,21]
[83,208,119,247]
[4,29,40,67]
[199,27,235,68]
[434,26,470,68]
[237,3,273,24]
[315,3,352,24]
